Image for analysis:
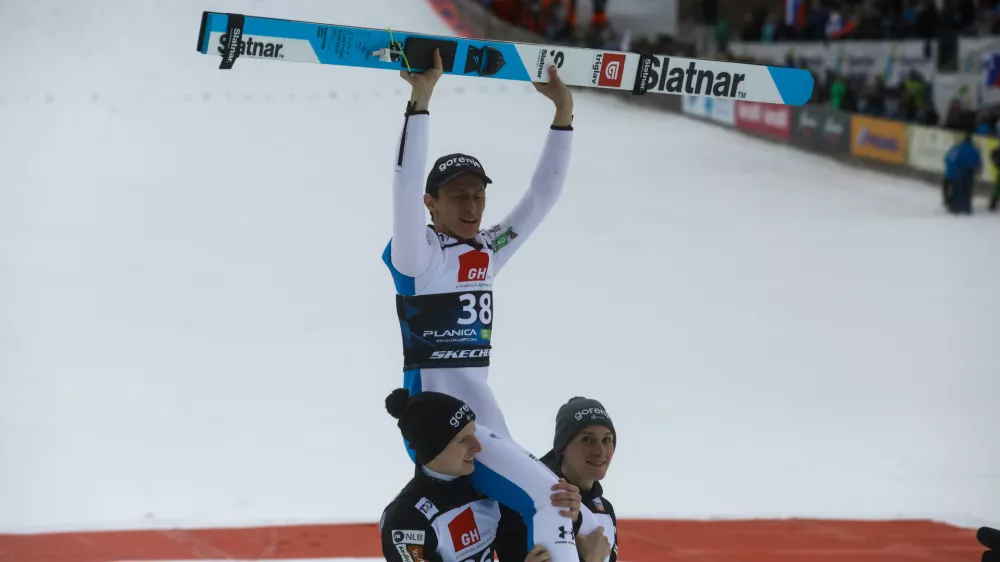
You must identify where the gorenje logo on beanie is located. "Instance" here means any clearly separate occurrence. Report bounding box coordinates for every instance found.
[574,407,608,421]
[450,404,473,427]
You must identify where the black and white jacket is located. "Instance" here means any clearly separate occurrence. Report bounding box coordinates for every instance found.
[380,466,501,562]
[493,452,618,562]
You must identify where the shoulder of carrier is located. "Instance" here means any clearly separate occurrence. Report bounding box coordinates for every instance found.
[384,483,447,523]
[380,491,441,557]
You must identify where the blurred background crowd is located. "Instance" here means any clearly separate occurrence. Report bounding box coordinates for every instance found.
[474,0,1000,136]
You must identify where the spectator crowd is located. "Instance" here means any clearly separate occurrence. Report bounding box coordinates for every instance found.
[713,1,1000,135]
[476,0,696,62]
[476,0,1000,136]
[731,0,998,44]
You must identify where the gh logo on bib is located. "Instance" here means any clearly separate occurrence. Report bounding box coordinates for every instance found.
[448,508,482,549]
[458,250,489,282]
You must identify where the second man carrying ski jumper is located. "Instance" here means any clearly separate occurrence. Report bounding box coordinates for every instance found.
[382,49,609,562]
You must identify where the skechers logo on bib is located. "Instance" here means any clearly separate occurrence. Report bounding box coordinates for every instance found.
[430,349,491,360]
[575,407,608,420]
[218,34,285,58]
[449,404,473,427]
[458,250,489,282]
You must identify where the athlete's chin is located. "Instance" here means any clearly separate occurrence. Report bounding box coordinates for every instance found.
[456,222,481,239]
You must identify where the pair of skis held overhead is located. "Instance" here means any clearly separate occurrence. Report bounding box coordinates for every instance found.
[196,11,814,106]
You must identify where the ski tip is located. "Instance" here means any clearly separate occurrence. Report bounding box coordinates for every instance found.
[197,11,210,53]
[767,66,814,107]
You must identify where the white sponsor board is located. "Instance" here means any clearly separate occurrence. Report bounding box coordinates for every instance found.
[682,95,735,126]
[953,38,1000,108]
[908,125,960,174]
[957,37,1000,73]
[728,40,937,86]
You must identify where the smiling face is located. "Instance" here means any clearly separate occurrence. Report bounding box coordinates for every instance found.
[424,175,487,241]
[561,425,615,488]
[424,421,482,477]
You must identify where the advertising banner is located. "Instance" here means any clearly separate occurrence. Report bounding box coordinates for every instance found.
[973,135,999,183]
[682,95,735,126]
[793,105,851,155]
[728,39,936,86]
[907,126,960,174]
[958,37,1000,73]
[735,101,791,140]
[907,126,997,182]
[850,116,908,164]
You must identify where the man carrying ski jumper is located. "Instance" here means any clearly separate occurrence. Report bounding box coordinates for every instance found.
[381,49,610,562]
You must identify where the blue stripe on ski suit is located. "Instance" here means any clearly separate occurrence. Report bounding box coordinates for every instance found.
[383,240,421,461]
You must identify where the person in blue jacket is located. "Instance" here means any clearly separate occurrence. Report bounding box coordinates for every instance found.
[943,142,958,209]
[944,132,982,215]
[990,146,1000,212]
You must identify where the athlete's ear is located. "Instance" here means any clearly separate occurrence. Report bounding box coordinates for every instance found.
[424,193,436,218]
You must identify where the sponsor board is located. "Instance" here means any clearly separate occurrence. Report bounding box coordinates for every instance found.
[907,125,960,173]
[728,39,936,87]
[973,135,999,182]
[735,101,791,140]
[682,95,735,125]
[850,116,907,164]
[793,106,850,155]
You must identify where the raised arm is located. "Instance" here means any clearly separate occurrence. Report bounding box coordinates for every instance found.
[490,65,575,274]
[389,50,444,278]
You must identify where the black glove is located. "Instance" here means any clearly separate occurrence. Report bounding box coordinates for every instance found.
[978,527,999,562]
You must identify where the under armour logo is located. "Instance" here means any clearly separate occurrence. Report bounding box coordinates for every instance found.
[558,526,572,539]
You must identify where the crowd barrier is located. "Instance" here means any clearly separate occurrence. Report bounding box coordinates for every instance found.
[682,97,998,190]
[449,0,996,194]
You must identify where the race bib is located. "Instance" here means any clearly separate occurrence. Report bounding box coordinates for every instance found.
[395,291,493,370]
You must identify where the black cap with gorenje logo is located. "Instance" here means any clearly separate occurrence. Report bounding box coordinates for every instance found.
[549,396,617,460]
[425,153,493,195]
[385,388,477,465]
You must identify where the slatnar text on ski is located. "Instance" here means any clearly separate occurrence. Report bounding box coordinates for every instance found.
[218,34,285,58]
[644,57,746,98]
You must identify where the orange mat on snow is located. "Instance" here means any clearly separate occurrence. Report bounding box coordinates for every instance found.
[0,519,983,562]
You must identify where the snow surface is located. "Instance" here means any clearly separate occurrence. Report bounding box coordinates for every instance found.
[1,0,999,535]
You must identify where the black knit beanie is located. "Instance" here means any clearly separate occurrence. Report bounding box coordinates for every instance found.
[385,388,476,465]
[552,396,616,458]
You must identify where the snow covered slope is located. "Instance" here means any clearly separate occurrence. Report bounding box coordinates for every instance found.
[1,0,998,534]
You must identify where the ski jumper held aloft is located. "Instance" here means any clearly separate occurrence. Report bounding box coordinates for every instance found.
[382,50,609,562]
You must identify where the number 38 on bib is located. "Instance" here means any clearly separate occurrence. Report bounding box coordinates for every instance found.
[394,291,494,370]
